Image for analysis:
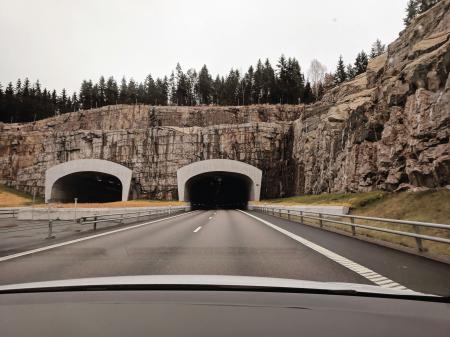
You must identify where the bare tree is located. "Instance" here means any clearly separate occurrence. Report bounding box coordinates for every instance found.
[307,59,327,97]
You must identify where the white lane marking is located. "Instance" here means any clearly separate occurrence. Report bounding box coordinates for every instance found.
[193,226,202,233]
[238,210,410,291]
[0,211,196,263]
[208,216,213,220]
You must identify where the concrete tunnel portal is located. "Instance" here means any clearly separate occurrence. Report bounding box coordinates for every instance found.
[177,159,262,210]
[45,159,132,203]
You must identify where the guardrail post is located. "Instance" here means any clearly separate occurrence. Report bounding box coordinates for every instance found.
[93,216,97,231]
[412,225,424,252]
[287,209,291,221]
[300,211,304,224]
[319,213,323,228]
[47,219,54,239]
[350,217,356,236]
[169,206,172,215]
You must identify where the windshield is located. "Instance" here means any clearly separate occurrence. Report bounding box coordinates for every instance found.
[0,0,449,298]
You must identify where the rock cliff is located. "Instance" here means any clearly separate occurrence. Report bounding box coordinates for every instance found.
[0,0,448,199]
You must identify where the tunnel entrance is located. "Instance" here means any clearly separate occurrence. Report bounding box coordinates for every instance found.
[50,171,123,203]
[186,172,251,210]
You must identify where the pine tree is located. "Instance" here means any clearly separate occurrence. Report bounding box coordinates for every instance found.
[198,65,213,105]
[105,76,118,105]
[417,0,439,13]
[127,78,138,104]
[302,81,314,104]
[98,76,106,107]
[277,55,288,104]
[370,39,386,58]
[346,64,356,80]
[263,58,276,104]
[334,56,347,84]
[119,77,128,104]
[404,0,419,26]
[354,51,369,75]
[4,82,15,122]
[168,72,176,105]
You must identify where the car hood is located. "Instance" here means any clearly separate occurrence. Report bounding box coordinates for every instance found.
[0,275,432,297]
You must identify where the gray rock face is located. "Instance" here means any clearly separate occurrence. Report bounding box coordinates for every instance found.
[0,0,449,199]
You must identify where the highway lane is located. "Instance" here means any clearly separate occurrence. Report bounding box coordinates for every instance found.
[0,209,449,295]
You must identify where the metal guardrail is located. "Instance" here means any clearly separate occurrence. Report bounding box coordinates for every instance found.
[1,206,189,239]
[0,209,18,219]
[249,205,450,252]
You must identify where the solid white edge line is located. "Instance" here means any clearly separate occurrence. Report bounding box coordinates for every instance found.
[193,226,202,233]
[238,210,410,291]
[0,211,196,263]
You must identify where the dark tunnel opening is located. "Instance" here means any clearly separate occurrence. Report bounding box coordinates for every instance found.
[186,171,251,210]
[51,171,123,203]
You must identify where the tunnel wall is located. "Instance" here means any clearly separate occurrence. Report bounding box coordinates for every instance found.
[45,159,132,202]
[176,159,262,202]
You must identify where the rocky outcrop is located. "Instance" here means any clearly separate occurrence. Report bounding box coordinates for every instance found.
[0,0,448,199]
[291,0,450,193]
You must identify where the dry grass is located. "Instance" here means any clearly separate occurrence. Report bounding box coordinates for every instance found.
[260,189,450,258]
[0,184,186,208]
[0,184,40,207]
[255,191,386,208]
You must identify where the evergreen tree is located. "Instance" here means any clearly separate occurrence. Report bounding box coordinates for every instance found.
[263,58,276,104]
[253,59,264,104]
[59,88,68,113]
[127,78,138,104]
[417,0,439,13]
[404,0,419,26]
[79,80,93,109]
[144,74,155,104]
[370,39,386,58]
[98,76,106,107]
[119,77,128,104]
[334,55,347,84]
[302,81,314,104]
[5,82,15,122]
[105,76,118,105]
[212,75,224,105]
[243,65,254,105]
[198,65,213,104]
[277,55,288,104]
[346,64,356,80]
[168,72,176,105]
[354,51,369,75]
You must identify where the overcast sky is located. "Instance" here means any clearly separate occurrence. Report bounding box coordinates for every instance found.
[0,0,406,94]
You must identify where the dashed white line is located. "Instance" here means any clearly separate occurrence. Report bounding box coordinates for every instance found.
[193,226,202,233]
[238,210,410,291]
[0,211,195,263]
[208,216,213,220]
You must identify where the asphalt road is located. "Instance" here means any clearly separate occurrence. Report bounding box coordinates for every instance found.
[0,210,449,295]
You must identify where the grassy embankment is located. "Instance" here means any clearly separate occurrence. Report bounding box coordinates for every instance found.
[257,189,450,257]
[0,184,185,208]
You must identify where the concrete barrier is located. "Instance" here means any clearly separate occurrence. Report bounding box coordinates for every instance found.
[10,206,190,220]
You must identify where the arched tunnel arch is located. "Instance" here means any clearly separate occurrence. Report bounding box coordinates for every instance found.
[51,171,123,203]
[45,159,132,203]
[177,159,262,210]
